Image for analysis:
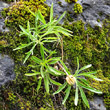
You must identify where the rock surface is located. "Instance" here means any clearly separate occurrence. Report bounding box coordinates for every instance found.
[89,96,106,110]
[0,1,9,33]
[0,54,15,86]
[45,0,110,27]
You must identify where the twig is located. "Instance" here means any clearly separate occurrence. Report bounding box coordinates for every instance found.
[61,36,64,61]
[57,62,68,75]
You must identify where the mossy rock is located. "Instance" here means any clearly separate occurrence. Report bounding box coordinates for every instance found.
[2,0,49,29]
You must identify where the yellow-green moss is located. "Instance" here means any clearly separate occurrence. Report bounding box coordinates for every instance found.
[2,0,49,29]
[104,93,110,109]
[73,3,83,14]
[65,0,78,3]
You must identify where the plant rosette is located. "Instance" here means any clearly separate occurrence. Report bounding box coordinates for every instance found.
[53,58,103,108]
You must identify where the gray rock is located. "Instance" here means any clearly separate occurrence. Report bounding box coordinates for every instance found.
[0,1,10,33]
[0,54,15,86]
[89,96,106,110]
[45,0,110,27]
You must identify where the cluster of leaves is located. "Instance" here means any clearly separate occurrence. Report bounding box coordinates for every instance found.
[13,3,72,64]
[53,58,102,107]
[73,3,83,14]
[13,3,103,108]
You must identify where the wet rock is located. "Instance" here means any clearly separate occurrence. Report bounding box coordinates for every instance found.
[0,1,10,33]
[82,0,110,27]
[45,0,110,27]
[89,96,106,110]
[0,54,15,86]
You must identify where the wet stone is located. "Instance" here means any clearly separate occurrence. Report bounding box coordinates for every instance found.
[89,96,106,110]
[0,54,15,86]
[0,1,10,33]
[45,0,110,27]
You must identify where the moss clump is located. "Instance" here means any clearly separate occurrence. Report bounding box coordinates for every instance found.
[73,3,83,14]
[65,0,78,3]
[2,0,49,29]
[90,70,110,94]
[104,93,110,109]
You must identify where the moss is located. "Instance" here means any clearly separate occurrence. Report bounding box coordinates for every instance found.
[0,2,110,109]
[104,93,110,109]
[73,3,83,14]
[66,90,87,110]
[2,0,49,29]
[90,70,110,94]
[65,0,78,3]
[62,19,110,109]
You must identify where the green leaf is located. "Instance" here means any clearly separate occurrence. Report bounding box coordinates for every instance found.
[60,60,71,75]
[74,57,80,75]
[31,56,42,64]
[78,81,102,94]
[40,66,44,78]
[77,74,103,81]
[78,64,92,73]
[40,44,45,60]
[78,78,89,86]
[62,85,71,104]
[48,66,65,75]
[42,40,57,43]
[19,25,30,35]
[25,72,40,76]
[35,12,39,28]
[79,86,90,108]
[44,75,49,93]
[23,43,37,64]
[77,71,97,75]
[28,8,36,17]
[49,77,62,86]
[23,51,31,64]
[53,82,67,95]
[50,3,53,22]
[48,57,61,61]
[48,57,61,64]
[42,37,58,40]
[37,10,46,24]
[74,86,78,106]
[55,27,72,36]
[37,77,42,93]
[54,11,66,25]
[13,42,33,51]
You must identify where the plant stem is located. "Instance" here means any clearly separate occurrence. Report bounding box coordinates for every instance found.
[57,62,69,75]
[61,37,64,61]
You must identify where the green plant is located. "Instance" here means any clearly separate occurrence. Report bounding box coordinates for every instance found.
[25,46,64,93]
[13,3,103,109]
[73,3,83,14]
[13,3,72,63]
[53,58,102,108]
